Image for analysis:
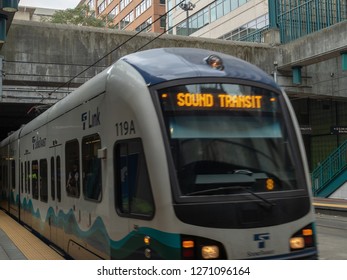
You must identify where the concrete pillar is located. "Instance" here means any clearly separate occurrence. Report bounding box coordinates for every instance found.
[263,28,281,45]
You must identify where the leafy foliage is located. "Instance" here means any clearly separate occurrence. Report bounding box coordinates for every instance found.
[43,5,114,28]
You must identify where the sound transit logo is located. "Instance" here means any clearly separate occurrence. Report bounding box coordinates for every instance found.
[247,233,274,257]
[254,233,270,249]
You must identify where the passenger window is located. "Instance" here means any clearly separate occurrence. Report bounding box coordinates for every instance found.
[65,140,80,197]
[51,157,55,201]
[40,159,48,202]
[57,156,61,202]
[21,162,23,193]
[82,134,102,201]
[26,161,30,194]
[32,160,39,200]
[11,160,15,191]
[114,139,155,219]
[24,162,27,193]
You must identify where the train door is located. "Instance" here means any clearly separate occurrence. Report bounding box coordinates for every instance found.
[0,151,9,211]
[22,154,32,228]
[49,144,64,250]
[9,156,19,218]
[19,161,24,221]
[114,139,155,259]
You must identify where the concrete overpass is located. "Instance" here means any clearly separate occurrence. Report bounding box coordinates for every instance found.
[0,19,347,139]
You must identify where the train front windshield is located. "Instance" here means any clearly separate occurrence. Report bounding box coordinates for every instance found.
[157,83,304,198]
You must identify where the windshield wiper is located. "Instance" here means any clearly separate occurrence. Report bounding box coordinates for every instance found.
[238,186,276,210]
[186,185,276,210]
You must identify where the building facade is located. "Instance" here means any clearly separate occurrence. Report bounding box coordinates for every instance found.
[80,0,166,33]
[14,7,56,22]
[167,0,268,42]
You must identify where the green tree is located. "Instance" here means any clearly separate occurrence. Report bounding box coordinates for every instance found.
[44,5,114,28]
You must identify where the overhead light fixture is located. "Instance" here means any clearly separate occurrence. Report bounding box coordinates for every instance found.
[2,0,19,12]
[0,14,7,43]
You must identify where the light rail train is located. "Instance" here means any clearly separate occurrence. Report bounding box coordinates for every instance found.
[0,48,318,259]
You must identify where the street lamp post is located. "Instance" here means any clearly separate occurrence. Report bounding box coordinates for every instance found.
[179,1,195,36]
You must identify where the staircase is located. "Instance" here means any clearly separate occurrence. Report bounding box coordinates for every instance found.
[311,141,347,197]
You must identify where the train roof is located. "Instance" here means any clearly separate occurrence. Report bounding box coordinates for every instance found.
[122,48,279,89]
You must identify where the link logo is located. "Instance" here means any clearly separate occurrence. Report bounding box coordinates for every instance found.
[81,107,101,130]
[254,233,270,249]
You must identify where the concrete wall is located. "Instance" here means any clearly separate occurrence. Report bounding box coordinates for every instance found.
[0,20,276,103]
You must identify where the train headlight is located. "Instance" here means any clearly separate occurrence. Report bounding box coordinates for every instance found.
[290,223,315,251]
[205,55,224,70]
[289,237,305,249]
[201,245,220,259]
[181,235,226,259]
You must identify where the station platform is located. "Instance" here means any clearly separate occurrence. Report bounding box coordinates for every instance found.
[313,197,347,217]
[0,210,64,260]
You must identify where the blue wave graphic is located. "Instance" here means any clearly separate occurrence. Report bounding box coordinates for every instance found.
[19,197,181,259]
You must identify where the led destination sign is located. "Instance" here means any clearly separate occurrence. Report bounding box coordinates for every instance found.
[176,93,262,109]
[160,92,273,111]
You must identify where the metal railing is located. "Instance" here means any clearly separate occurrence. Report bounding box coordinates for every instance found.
[311,140,347,196]
[276,0,347,43]
[239,26,269,43]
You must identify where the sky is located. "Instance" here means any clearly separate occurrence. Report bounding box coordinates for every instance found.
[19,0,81,10]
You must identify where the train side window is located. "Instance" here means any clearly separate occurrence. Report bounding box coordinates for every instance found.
[57,156,61,202]
[27,161,30,194]
[114,139,155,219]
[51,157,55,201]
[32,160,39,200]
[21,162,23,193]
[40,159,48,202]
[65,140,80,197]
[11,160,15,191]
[24,162,27,193]
[82,134,102,202]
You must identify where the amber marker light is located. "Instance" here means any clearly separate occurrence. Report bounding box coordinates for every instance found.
[302,229,313,236]
[266,178,275,191]
[182,240,194,248]
[144,236,151,245]
[182,239,195,259]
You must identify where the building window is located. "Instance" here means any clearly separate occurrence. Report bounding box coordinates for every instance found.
[135,17,152,32]
[160,15,166,29]
[120,0,132,11]
[219,14,269,42]
[120,11,134,29]
[135,0,152,18]
[98,0,106,14]
[176,0,249,36]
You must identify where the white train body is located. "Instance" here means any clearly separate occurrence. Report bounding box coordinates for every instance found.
[0,48,318,259]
